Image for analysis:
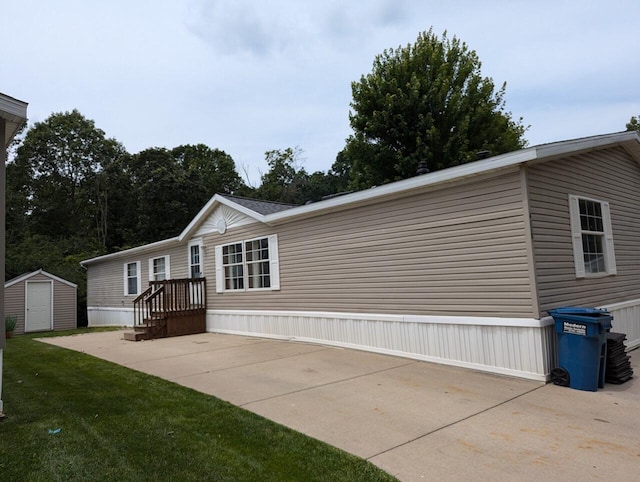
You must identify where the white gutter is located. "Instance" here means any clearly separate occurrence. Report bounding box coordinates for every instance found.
[80,237,180,266]
[81,130,640,265]
[264,131,640,224]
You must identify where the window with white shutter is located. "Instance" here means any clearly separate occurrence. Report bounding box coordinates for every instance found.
[569,195,616,278]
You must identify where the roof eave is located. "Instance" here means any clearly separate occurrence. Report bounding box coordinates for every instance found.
[4,269,77,288]
[178,194,267,241]
[264,131,640,225]
[264,149,537,224]
[0,93,28,146]
[534,130,640,161]
[80,237,180,266]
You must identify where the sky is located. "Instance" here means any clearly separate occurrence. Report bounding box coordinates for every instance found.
[2,0,638,185]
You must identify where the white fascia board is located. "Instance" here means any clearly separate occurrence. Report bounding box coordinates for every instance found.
[177,195,221,241]
[80,237,180,266]
[534,130,640,160]
[82,131,640,266]
[4,269,77,289]
[178,194,266,241]
[265,149,536,224]
[0,93,28,121]
[83,195,268,265]
[264,131,640,225]
[37,269,78,288]
[4,271,36,288]
[0,93,28,145]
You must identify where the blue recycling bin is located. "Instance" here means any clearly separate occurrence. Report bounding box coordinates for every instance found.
[548,307,612,391]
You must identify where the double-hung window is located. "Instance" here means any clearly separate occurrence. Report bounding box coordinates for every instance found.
[189,240,203,278]
[569,195,616,278]
[124,261,141,296]
[245,238,271,289]
[149,255,170,281]
[215,235,279,292]
[222,242,244,290]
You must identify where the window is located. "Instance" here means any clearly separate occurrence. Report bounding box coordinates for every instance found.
[124,261,141,295]
[149,255,170,281]
[189,240,203,278]
[215,235,279,292]
[569,195,616,278]
[222,242,244,290]
[245,238,271,289]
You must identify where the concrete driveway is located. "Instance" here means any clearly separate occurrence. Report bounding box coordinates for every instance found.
[41,331,640,481]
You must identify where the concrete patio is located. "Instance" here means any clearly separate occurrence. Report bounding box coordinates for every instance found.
[41,330,640,481]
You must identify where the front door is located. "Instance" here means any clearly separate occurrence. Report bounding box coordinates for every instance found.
[189,242,203,305]
[26,281,53,332]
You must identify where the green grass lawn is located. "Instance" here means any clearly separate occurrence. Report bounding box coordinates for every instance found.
[1,330,398,481]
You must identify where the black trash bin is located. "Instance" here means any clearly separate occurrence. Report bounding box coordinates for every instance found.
[548,307,612,391]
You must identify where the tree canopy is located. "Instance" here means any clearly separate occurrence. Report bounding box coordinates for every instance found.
[4,31,532,323]
[254,148,347,205]
[10,109,126,245]
[627,115,639,132]
[336,29,527,189]
[5,110,247,322]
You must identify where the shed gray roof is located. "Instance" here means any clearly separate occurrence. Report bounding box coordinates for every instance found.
[220,194,299,215]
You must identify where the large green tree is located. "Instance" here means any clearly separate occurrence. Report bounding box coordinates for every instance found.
[256,148,306,204]
[6,110,248,323]
[107,145,245,247]
[254,148,345,205]
[627,115,639,131]
[6,111,127,324]
[172,144,243,212]
[338,29,527,189]
[8,110,126,252]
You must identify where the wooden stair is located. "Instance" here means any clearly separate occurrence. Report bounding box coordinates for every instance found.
[124,325,152,341]
[127,278,207,342]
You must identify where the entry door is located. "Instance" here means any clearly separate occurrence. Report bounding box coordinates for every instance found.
[189,243,203,305]
[26,281,53,332]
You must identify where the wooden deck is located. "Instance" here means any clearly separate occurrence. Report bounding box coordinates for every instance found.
[125,278,207,341]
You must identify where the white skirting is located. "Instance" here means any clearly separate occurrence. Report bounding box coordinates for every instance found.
[208,309,556,381]
[87,307,133,327]
[598,298,640,350]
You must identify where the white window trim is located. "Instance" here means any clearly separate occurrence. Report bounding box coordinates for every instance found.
[123,261,142,296]
[569,194,616,278]
[215,234,280,293]
[188,238,204,279]
[148,255,170,281]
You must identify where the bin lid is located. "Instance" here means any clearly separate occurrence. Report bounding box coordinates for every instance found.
[549,306,609,316]
[548,306,612,328]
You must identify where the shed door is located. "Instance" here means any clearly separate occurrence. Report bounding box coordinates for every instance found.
[26,281,53,332]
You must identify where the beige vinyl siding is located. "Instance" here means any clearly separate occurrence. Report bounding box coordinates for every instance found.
[4,272,77,334]
[29,273,77,331]
[206,168,536,317]
[86,242,189,308]
[528,146,640,314]
[4,281,25,334]
[50,277,77,331]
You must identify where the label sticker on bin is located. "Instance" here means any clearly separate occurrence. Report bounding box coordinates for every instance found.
[563,321,587,336]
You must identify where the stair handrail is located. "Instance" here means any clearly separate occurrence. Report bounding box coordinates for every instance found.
[133,286,153,327]
[132,278,207,338]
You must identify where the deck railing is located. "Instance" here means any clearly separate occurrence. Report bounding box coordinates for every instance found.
[133,278,207,335]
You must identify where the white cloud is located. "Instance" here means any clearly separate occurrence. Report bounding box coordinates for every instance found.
[2,0,638,186]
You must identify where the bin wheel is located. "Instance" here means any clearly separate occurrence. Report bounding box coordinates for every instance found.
[551,368,570,387]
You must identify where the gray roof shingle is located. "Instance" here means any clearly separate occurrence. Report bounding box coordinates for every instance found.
[220,194,300,215]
